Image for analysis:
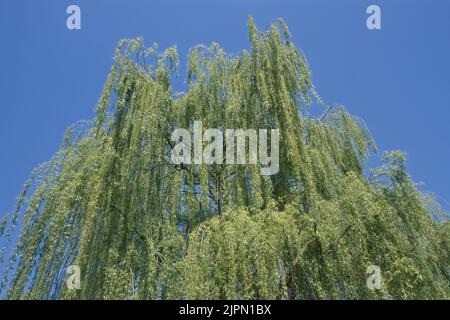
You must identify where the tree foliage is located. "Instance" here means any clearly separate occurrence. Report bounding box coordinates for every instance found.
[0,17,448,299]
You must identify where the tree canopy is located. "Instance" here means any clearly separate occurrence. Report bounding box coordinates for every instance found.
[0,17,448,299]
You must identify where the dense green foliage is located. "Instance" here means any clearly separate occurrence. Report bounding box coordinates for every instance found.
[0,17,448,299]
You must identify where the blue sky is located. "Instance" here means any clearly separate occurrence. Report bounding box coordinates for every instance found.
[0,0,449,220]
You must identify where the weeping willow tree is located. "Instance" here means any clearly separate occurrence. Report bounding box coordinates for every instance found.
[0,17,448,300]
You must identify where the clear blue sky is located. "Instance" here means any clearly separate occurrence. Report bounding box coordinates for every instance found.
[1,0,450,220]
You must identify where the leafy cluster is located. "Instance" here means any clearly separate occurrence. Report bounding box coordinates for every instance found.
[0,17,448,299]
